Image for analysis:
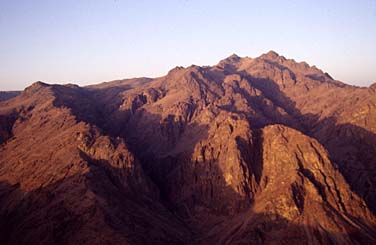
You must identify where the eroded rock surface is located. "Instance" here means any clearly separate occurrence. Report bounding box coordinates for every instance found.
[1,52,376,244]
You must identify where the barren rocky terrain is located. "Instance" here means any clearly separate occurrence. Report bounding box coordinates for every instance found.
[0,51,376,244]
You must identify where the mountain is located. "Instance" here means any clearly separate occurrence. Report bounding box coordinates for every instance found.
[0,51,375,244]
[0,91,21,102]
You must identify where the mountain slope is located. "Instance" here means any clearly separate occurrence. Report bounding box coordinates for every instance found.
[220,51,376,213]
[0,83,191,244]
[0,52,375,244]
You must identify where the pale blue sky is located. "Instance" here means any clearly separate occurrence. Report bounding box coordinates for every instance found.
[0,0,375,90]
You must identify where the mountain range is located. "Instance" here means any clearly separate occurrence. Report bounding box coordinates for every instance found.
[0,51,376,244]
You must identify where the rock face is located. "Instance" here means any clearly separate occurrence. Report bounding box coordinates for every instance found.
[0,51,376,244]
[0,83,190,244]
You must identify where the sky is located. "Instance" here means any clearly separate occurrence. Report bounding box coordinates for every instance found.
[0,0,376,91]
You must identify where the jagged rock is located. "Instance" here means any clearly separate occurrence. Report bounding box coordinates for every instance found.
[0,52,376,244]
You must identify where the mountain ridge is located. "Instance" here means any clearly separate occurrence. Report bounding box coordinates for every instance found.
[0,52,376,244]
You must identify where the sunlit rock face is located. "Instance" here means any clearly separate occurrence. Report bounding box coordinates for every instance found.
[1,52,376,244]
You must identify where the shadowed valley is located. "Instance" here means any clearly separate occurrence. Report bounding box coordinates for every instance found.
[0,51,376,244]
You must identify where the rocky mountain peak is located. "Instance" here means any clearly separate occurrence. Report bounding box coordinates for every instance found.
[260,50,281,59]
[23,81,51,95]
[225,53,241,62]
[217,53,243,68]
[0,52,376,244]
[27,81,49,89]
[370,82,376,91]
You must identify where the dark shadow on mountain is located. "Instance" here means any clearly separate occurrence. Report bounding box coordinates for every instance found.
[65,99,257,227]
[262,59,346,88]
[111,109,219,213]
[0,100,375,243]
[233,71,376,214]
[51,84,133,130]
[0,111,18,145]
[1,174,375,244]
[241,75,303,127]
[79,151,194,244]
[0,159,193,244]
[308,116,376,213]
[197,210,376,244]
[235,130,263,185]
[0,91,21,102]
[16,77,376,243]
[0,181,23,245]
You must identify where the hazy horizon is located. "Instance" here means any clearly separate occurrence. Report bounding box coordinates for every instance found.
[1,0,376,91]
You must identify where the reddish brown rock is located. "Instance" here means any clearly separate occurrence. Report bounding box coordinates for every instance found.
[1,52,376,244]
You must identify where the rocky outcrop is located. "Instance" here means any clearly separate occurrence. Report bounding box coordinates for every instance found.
[0,52,376,244]
[0,84,191,244]
[193,125,375,244]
